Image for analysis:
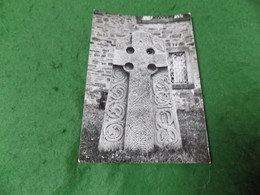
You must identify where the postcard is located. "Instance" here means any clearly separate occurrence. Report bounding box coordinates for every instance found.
[78,11,210,163]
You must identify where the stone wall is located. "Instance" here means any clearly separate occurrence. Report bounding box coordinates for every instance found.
[85,11,204,111]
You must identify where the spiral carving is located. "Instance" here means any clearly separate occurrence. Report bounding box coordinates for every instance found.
[106,102,126,120]
[104,124,124,142]
[99,66,129,151]
[110,85,127,100]
[112,67,127,84]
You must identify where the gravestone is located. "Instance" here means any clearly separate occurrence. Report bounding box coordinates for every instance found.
[98,31,182,152]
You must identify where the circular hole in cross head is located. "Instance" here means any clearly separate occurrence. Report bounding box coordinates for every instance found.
[124,63,134,71]
[126,47,135,54]
[147,64,157,71]
[146,48,155,55]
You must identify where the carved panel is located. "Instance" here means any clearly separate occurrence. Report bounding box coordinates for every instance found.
[98,66,129,152]
[152,68,182,149]
[152,70,172,107]
[124,70,155,152]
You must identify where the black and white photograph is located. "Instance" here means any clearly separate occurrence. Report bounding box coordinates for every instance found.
[78,11,210,163]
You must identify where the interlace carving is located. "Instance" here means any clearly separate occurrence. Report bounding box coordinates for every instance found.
[153,72,172,107]
[152,69,182,149]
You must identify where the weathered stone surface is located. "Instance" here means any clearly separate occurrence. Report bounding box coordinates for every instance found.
[98,31,182,152]
[152,69,182,149]
[98,66,128,151]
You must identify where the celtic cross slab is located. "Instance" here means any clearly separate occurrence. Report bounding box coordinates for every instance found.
[98,31,182,152]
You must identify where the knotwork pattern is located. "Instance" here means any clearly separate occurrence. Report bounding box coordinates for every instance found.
[155,109,178,147]
[153,72,172,107]
[152,69,182,149]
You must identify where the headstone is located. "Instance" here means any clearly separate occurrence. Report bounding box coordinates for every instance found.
[98,31,182,152]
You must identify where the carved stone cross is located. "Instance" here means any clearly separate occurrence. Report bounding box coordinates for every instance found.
[98,31,182,152]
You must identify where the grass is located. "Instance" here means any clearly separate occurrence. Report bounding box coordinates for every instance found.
[79,104,210,163]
